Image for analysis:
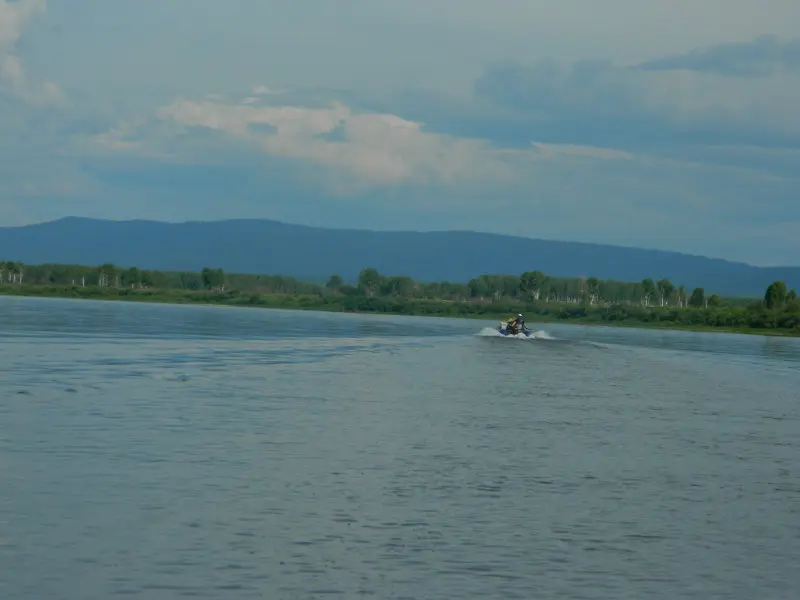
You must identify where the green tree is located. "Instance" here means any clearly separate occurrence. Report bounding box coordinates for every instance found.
[0,261,17,283]
[123,267,141,288]
[97,263,116,287]
[641,278,656,306]
[326,274,344,291]
[688,287,705,308]
[764,280,787,310]
[140,270,156,288]
[656,279,665,306]
[708,294,722,307]
[467,277,489,299]
[658,279,675,306]
[786,293,800,314]
[382,275,415,298]
[358,268,382,297]
[201,267,225,290]
[182,272,203,290]
[518,270,547,301]
[586,276,600,304]
[677,284,686,308]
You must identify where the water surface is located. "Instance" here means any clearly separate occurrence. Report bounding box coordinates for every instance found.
[1,296,798,599]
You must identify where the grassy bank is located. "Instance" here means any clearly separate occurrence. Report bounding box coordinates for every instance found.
[3,283,799,338]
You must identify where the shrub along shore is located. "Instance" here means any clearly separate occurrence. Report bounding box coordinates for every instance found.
[0,261,798,336]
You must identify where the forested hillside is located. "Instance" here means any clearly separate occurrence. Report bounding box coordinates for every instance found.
[1,217,797,297]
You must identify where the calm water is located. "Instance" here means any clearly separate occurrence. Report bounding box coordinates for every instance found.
[1,296,799,600]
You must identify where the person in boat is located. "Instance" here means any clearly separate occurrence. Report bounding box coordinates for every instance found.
[504,313,525,333]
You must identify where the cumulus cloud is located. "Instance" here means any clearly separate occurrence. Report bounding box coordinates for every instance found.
[0,0,61,103]
[0,0,42,48]
[94,88,672,208]
[85,86,794,208]
[95,95,539,191]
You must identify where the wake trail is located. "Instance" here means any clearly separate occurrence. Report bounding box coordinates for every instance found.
[475,327,556,340]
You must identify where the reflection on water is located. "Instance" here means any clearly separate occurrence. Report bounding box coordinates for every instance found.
[760,335,800,360]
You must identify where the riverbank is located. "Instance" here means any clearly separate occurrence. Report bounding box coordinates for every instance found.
[2,283,798,338]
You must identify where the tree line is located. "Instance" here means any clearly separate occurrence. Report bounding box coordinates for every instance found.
[339,268,725,308]
[0,261,317,295]
[1,260,798,332]
[0,260,742,306]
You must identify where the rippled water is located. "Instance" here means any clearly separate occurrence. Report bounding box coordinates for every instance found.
[1,296,798,599]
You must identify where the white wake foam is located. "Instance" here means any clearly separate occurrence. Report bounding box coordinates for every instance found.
[476,327,555,340]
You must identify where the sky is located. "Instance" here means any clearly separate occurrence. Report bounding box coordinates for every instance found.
[2,0,800,265]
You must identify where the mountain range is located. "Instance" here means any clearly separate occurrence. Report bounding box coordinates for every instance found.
[0,217,796,297]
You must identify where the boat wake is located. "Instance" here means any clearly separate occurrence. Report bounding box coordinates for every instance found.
[475,327,556,340]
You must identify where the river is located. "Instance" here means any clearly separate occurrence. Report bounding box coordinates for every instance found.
[1,296,798,599]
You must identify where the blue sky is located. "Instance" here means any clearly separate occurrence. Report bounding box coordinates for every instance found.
[2,0,800,265]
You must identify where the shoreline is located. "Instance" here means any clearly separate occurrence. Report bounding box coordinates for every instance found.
[2,286,798,339]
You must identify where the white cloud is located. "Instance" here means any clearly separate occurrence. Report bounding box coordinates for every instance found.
[250,85,278,96]
[90,85,795,206]
[0,0,61,104]
[142,96,526,190]
[0,0,43,47]
[90,89,644,199]
[530,142,632,160]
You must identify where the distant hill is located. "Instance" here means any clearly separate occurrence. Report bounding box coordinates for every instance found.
[0,217,797,297]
